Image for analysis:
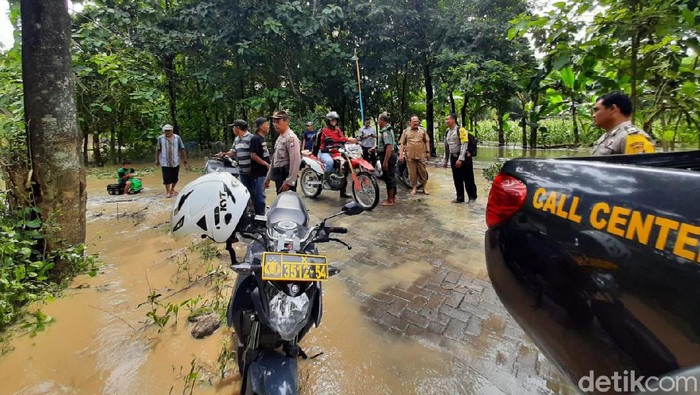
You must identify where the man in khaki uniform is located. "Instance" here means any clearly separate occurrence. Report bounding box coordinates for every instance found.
[592,92,655,156]
[265,110,301,194]
[399,115,430,195]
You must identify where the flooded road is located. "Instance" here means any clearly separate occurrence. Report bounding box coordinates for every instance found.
[0,161,576,394]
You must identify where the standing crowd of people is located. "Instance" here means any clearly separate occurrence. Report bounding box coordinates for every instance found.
[151,91,652,210]
[186,109,481,210]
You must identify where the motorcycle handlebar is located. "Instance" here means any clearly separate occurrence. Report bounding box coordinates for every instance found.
[326,227,348,234]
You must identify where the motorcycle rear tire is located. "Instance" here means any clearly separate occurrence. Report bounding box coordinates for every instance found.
[399,167,426,189]
[300,168,322,198]
[351,171,379,210]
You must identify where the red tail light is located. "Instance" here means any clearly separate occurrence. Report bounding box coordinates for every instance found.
[486,173,527,228]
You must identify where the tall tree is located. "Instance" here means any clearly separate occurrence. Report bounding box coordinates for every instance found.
[21,0,86,258]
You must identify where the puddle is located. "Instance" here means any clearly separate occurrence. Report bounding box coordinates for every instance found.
[360,257,434,295]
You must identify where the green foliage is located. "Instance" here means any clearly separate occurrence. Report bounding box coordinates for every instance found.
[482,161,505,183]
[0,47,27,181]
[144,290,180,331]
[510,0,700,146]
[0,193,98,338]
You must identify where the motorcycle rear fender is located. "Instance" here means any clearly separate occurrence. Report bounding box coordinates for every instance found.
[301,157,324,174]
[247,350,298,395]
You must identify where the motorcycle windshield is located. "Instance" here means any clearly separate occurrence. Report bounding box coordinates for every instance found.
[266,192,310,251]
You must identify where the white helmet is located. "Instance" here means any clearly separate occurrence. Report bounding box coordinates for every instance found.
[326,111,340,120]
[171,172,250,242]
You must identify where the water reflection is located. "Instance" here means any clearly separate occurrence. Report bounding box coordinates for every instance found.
[474,146,589,162]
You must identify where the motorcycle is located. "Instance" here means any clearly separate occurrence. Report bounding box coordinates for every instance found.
[299,142,380,210]
[204,155,241,177]
[396,157,427,189]
[171,174,363,395]
[370,151,427,190]
[107,172,143,195]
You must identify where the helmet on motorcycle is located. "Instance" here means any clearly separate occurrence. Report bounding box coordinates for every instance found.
[171,172,250,242]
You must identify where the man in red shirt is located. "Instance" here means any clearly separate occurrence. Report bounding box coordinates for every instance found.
[318,111,356,198]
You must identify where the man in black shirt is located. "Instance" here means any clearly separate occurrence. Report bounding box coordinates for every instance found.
[250,117,272,215]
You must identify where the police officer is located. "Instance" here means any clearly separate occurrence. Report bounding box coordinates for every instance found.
[443,113,477,203]
[377,112,397,206]
[265,110,301,194]
[592,92,655,156]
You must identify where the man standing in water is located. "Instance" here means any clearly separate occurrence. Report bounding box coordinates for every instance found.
[250,117,272,215]
[443,113,477,203]
[265,111,301,194]
[399,115,430,195]
[155,124,187,198]
[377,112,398,206]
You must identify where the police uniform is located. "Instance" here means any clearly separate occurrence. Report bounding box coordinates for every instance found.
[377,124,397,190]
[592,121,655,156]
[444,125,477,202]
[267,129,301,194]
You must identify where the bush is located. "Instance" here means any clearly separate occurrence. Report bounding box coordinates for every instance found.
[482,161,504,183]
[0,193,98,336]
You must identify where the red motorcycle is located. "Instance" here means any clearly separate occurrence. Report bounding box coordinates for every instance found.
[300,143,380,210]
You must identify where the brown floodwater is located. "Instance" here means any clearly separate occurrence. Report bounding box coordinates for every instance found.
[0,162,507,394]
[0,163,576,394]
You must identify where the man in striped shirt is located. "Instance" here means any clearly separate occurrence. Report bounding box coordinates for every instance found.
[219,119,254,193]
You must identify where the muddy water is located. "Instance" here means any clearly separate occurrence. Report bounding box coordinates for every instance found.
[0,163,475,394]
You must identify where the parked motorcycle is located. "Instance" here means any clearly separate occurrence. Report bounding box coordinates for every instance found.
[171,172,363,395]
[371,153,426,190]
[299,143,380,210]
[396,157,427,189]
[204,155,241,177]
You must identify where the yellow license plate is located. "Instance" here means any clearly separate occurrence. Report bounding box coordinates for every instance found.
[261,252,329,281]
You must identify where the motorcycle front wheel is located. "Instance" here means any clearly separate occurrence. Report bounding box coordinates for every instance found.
[300,168,323,198]
[351,171,379,210]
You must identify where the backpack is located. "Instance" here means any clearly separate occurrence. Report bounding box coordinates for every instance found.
[458,126,477,158]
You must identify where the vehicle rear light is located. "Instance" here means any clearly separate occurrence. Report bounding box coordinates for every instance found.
[486,173,527,228]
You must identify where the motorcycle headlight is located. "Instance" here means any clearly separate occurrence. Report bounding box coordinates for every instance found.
[267,220,307,251]
[266,285,311,341]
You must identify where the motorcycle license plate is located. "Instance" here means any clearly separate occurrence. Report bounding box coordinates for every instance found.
[261,252,328,282]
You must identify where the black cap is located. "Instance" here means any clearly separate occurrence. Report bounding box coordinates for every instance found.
[228,119,248,130]
[254,117,268,129]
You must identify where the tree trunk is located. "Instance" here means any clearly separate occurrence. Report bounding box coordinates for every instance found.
[399,70,408,133]
[82,132,88,165]
[163,54,179,133]
[109,123,116,164]
[571,100,579,145]
[630,3,641,123]
[423,60,435,155]
[460,100,467,128]
[497,110,505,147]
[93,129,103,166]
[449,91,456,114]
[529,96,539,148]
[521,116,527,149]
[21,0,86,255]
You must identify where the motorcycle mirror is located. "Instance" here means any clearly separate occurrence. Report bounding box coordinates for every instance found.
[342,202,364,216]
